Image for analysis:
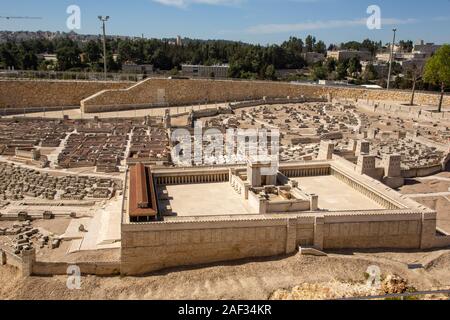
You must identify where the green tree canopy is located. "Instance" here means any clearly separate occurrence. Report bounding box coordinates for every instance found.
[423,44,450,111]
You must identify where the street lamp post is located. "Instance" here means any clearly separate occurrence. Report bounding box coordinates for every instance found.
[387,28,397,90]
[98,16,110,80]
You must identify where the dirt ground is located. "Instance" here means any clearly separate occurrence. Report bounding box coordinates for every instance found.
[401,180,450,195]
[1,249,450,300]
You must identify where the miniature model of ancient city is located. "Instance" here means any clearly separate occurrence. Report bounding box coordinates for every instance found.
[0,81,449,299]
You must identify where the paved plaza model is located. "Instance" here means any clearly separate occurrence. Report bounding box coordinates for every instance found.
[159,182,257,217]
[292,176,383,211]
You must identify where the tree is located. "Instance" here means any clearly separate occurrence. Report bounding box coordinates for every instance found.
[264,64,276,80]
[324,58,337,73]
[328,44,337,51]
[399,40,413,53]
[405,62,424,106]
[118,40,135,63]
[361,39,379,56]
[0,44,20,69]
[336,61,348,80]
[362,64,378,82]
[347,57,362,77]
[56,46,81,70]
[22,52,38,70]
[312,65,327,80]
[281,37,303,54]
[305,35,316,52]
[151,48,173,70]
[84,40,101,63]
[314,41,326,54]
[423,44,450,112]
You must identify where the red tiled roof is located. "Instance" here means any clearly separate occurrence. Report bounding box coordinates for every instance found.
[129,163,158,218]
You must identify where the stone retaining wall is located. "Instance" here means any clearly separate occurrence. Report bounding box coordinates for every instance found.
[0,80,131,109]
[81,78,450,113]
[1,79,448,112]
[121,210,438,275]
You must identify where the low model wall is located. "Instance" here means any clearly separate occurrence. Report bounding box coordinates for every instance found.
[121,218,300,275]
[402,165,443,178]
[32,261,121,276]
[121,209,438,275]
[1,246,120,277]
[357,100,450,123]
[81,78,450,113]
[322,212,426,250]
[0,80,131,109]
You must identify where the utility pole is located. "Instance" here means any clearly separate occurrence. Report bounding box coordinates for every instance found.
[387,28,397,90]
[98,16,110,80]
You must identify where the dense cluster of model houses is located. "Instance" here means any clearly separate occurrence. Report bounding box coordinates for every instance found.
[58,119,171,171]
[127,126,170,165]
[0,117,172,173]
[370,138,444,169]
[0,162,119,201]
[57,132,128,173]
[228,102,359,162]
[0,118,72,167]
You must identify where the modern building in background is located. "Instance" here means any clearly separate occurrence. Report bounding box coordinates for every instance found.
[122,63,154,74]
[413,40,442,58]
[327,50,373,62]
[181,64,229,79]
[302,52,326,65]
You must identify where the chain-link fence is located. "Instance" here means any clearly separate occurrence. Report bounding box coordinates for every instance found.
[0,70,145,82]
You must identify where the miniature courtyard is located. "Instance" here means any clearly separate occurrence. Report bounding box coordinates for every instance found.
[292,176,383,211]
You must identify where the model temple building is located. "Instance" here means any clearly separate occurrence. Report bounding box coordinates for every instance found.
[121,154,439,275]
[128,163,158,222]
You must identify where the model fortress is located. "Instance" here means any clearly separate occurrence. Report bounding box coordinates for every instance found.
[121,150,437,275]
[1,78,449,277]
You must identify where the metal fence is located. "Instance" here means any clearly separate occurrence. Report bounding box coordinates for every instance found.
[0,69,447,98]
[0,70,145,82]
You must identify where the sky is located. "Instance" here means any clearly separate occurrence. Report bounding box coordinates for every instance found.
[1,0,450,45]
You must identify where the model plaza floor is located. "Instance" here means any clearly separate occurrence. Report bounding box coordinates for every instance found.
[293,176,383,211]
[158,182,257,217]
[158,175,383,217]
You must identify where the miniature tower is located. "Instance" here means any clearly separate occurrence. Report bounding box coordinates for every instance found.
[383,154,402,178]
[317,140,335,160]
[355,140,370,155]
[356,154,376,176]
[247,159,278,187]
[382,154,405,188]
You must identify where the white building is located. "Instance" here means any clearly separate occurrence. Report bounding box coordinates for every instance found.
[327,50,373,62]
